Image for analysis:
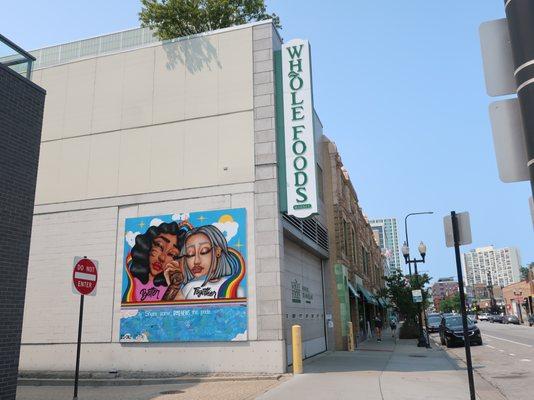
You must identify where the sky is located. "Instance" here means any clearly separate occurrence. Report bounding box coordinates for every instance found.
[2,1,532,281]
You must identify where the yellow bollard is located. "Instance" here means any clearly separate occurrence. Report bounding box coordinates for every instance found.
[292,324,303,374]
[347,322,355,352]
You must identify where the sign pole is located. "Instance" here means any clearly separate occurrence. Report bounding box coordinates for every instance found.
[451,211,476,400]
[73,293,84,400]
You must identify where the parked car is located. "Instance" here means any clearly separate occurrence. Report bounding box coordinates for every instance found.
[489,314,504,323]
[427,314,442,333]
[479,313,490,321]
[528,315,534,327]
[439,315,483,347]
[504,315,520,325]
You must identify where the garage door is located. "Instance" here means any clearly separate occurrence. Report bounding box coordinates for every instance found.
[283,238,326,364]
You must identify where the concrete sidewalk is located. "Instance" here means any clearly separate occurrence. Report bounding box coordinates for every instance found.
[257,334,505,400]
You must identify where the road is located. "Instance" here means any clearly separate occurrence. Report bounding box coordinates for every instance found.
[434,320,534,400]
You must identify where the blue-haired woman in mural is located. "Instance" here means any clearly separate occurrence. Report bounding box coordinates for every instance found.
[122,221,191,303]
[162,225,246,300]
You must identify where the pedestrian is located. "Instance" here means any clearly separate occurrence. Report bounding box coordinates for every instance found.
[389,316,397,339]
[374,315,383,342]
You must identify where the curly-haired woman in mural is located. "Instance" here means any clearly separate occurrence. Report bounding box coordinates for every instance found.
[165,225,246,300]
[122,221,190,303]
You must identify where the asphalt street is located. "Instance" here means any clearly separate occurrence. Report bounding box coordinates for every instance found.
[434,320,534,400]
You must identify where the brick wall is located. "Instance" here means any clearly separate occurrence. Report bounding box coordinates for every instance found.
[0,64,45,400]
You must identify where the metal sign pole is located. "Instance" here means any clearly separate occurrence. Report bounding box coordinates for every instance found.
[451,211,476,400]
[73,294,84,400]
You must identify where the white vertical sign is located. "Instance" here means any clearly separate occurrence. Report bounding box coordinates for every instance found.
[282,39,318,218]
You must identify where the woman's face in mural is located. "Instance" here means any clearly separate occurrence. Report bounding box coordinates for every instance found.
[149,233,179,278]
[184,233,213,278]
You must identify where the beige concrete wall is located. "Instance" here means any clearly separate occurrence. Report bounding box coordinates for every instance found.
[33,27,254,205]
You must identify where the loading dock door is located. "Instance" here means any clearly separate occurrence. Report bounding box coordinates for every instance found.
[284,238,326,364]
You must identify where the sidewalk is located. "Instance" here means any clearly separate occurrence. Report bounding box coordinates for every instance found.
[257,333,505,400]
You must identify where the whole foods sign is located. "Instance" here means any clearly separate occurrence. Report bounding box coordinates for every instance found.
[280,39,318,218]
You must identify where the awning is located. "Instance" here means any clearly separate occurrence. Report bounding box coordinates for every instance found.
[357,284,378,305]
[347,282,360,299]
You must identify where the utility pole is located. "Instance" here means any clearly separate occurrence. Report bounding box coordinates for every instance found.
[504,0,534,196]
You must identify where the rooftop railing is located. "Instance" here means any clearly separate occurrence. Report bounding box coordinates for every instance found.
[0,33,35,79]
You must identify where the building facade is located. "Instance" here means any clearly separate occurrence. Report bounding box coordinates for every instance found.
[19,22,335,374]
[369,218,401,276]
[462,246,521,287]
[431,277,459,311]
[502,281,533,322]
[0,36,45,400]
[322,138,385,350]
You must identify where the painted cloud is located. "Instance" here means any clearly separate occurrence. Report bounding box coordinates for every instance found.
[212,221,239,243]
[125,231,140,248]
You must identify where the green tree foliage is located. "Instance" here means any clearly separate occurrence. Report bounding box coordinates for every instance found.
[439,293,461,313]
[384,268,431,321]
[139,0,281,40]
[519,264,532,281]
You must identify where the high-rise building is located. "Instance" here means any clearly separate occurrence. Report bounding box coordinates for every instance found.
[462,246,522,287]
[369,218,401,274]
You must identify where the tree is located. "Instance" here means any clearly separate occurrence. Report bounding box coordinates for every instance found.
[439,293,461,313]
[520,263,533,281]
[139,0,281,40]
[383,268,431,321]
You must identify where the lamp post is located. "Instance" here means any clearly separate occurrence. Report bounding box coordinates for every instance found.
[404,212,433,275]
[402,241,428,348]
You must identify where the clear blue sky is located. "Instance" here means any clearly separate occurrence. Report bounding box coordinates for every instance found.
[3,1,532,281]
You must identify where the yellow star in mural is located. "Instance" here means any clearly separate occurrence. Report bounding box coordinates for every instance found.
[235,240,243,248]
[139,221,145,228]
[198,215,206,223]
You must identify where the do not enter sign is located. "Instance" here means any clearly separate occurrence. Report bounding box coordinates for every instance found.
[72,257,98,296]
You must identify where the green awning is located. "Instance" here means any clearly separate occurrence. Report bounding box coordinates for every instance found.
[357,284,378,305]
[347,282,360,299]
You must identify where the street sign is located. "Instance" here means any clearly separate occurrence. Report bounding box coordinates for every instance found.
[489,99,529,183]
[412,289,423,303]
[443,212,472,248]
[72,257,98,296]
[479,19,516,97]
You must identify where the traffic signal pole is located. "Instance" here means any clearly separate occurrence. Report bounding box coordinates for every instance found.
[505,0,534,196]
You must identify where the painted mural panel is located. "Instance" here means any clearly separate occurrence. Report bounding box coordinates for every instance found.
[120,208,247,342]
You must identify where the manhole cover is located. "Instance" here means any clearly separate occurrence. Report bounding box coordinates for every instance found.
[160,390,185,395]
[409,354,427,358]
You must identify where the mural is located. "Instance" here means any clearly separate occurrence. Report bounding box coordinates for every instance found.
[120,208,247,342]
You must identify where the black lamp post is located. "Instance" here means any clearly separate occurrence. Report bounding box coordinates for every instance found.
[402,241,428,348]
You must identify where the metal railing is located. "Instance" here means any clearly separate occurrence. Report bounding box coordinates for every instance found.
[0,33,35,79]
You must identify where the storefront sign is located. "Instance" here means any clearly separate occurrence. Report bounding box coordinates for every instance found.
[291,279,301,303]
[120,208,248,342]
[280,39,318,218]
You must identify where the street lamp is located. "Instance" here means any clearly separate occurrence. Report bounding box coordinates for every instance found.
[402,241,428,348]
[404,212,433,275]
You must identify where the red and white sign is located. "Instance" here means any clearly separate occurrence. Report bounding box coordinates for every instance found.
[72,257,98,296]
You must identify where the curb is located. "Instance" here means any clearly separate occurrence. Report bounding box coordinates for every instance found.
[18,374,287,387]
[429,337,507,400]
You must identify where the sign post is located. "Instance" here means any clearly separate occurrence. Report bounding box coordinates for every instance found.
[71,256,98,400]
[444,212,475,400]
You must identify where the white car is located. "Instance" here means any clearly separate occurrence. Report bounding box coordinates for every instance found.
[478,313,490,321]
